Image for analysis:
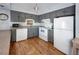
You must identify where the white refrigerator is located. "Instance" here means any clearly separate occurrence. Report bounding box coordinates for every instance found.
[54,16,74,55]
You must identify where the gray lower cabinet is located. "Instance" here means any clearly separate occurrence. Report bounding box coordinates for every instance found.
[28,27,34,38]
[28,27,38,38]
[11,29,16,42]
[48,29,53,42]
[33,27,38,36]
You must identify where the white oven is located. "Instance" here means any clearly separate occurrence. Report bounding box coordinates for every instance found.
[39,27,48,41]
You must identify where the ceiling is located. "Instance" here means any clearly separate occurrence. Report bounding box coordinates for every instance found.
[0,3,74,15]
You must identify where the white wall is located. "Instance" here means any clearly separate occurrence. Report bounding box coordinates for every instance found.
[0,6,10,30]
[76,4,79,37]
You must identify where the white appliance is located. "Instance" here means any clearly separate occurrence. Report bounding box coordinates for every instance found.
[39,27,48,41]
[54,16,74,55]
[16,28,27,41]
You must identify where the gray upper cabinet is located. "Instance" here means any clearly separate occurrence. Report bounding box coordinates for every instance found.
[33,15,38,22]
[11,10,38,22]
[37,15,42,23]
[11,10,19,22]
[25,13,31,19]
[18,12,26,22]
[11,11,26,22]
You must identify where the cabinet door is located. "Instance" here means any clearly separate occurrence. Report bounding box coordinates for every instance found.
[32,15,38,22]
[11,29,16,42]
[28,27,39,38]
[11,11,19,22]
[28,27,34,38]
[25,14,32,19]
[48,30,53,42]
[37,15,42,23]
[33,27,38,36]
[18,12,26,22]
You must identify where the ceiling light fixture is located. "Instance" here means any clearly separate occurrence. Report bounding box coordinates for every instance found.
[34,3,39,13]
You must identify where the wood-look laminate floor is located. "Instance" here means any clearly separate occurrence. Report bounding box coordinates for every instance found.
[9,37,64,55]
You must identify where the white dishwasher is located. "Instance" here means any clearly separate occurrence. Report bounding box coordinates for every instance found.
[39,27,48,41]
[16,28,27,41]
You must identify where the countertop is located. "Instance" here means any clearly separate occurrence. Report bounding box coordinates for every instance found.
[11,26,53,30]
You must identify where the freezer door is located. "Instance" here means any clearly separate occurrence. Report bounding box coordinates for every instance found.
[54,16,73,30]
